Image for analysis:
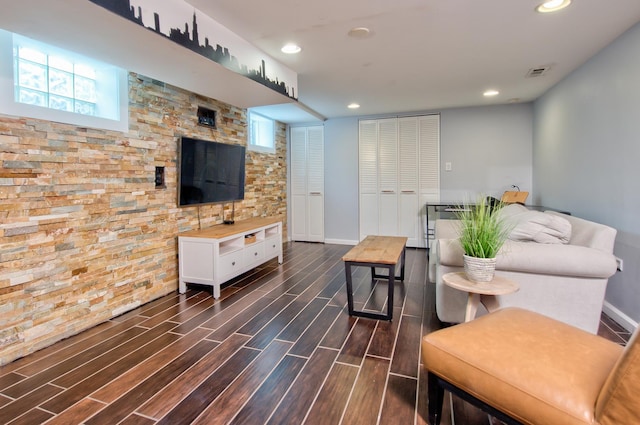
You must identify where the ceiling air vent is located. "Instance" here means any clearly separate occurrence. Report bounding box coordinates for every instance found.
[526,66,550,78]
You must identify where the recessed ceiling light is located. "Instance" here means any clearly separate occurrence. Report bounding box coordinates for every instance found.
[281,43,301,54]
[348,27,372,39]
[483,90,500,97]
[536,0,571,13]
[348,103,360,109]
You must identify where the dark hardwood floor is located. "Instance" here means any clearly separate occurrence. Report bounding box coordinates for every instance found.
[0,242,631,425]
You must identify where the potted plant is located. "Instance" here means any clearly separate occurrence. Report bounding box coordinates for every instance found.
[456,196,510,282]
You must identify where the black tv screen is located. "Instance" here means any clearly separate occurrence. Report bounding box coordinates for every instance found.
[178,137,246,206]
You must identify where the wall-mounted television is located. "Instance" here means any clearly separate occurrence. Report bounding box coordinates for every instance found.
[178,137,246,207]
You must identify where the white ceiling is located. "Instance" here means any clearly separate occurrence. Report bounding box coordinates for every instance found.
[186,0,640,121]
[2,1,640,124]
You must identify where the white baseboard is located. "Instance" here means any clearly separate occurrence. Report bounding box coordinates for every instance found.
[324,238,358,246]
[603,301,638,332]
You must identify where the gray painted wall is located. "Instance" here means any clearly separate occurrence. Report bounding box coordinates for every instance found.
[440,104,533,202]
[324,117,360,243]
[321,104,534,244]
[533,22,640,329]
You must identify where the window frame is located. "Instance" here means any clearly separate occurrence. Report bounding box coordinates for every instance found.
[0,29,128,133]
[248,110,276,154]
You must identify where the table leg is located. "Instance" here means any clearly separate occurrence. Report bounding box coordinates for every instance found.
[387,264,395,321]
[464,292,481,322]
[345,262,355,316]
[480,294,500,314]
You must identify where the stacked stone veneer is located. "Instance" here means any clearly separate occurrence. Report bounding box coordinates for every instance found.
[0,73,287,365]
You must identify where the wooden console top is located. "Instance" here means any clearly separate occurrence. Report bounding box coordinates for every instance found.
[180,216,283,239]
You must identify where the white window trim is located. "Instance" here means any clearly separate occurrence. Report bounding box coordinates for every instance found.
[0,29,128,133]
[248,110,276,154]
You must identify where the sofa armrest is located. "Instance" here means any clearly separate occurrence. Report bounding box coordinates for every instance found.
[546,211,617,253]
[437,238,617,279]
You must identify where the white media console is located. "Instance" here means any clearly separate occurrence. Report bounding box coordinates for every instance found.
[178,217,283,298]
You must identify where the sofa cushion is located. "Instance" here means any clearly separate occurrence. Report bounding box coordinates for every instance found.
[437,238,617,279]
[499,204,571,244]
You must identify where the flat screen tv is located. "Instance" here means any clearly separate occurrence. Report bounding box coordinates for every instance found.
[178,137,246,207]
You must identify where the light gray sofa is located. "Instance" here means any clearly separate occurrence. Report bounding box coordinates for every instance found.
[428,204,618,334]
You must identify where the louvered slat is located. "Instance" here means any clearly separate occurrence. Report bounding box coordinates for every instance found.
[378,118,398,193]
[398,117,418,193]
[419,115,440,191]
[359,120,378,194]
[290,127,308,195]
[307,126,324,194]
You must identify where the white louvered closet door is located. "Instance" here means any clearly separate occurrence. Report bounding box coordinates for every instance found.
[290,126,324,242]
[419,115,441,248]
[290,127,308,241]
[358,115,440,248]
[398,117,420,246]
[359,120,379,240]
[306,126,324,242]
[377,119,398,236]
[419,116,441,207]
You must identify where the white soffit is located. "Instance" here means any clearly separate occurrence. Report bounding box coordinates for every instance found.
[0,0,298,110]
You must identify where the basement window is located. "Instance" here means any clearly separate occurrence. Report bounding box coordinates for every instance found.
[0,29,128,132]
[248,110,275,154]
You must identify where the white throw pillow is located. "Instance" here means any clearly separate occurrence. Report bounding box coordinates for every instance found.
[497,203,529,219]
[503,209,572,244]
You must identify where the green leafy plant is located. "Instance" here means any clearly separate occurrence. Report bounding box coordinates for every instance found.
[456,197,510,259]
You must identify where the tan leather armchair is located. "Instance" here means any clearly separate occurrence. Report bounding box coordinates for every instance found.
[422,308,639,425]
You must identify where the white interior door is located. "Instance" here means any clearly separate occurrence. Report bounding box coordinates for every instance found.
[290,127,308,241]
[290,126,324,242]
[359,120,379,240]
[307,126,324,242]
[399,117,419,246]
[358,115,440,247]
[419,115,441,247]
[377,119,398,236]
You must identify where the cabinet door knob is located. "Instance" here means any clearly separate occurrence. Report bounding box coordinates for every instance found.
[254,252,258,256]
[232,261,235,266]
[272,244,276,248]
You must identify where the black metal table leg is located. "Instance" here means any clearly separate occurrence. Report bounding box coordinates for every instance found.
[345,261,355,316]
[387,264,395,320]
[400,246,406,281]
[345,260,401,321]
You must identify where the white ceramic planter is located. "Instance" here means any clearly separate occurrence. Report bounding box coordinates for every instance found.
[463,254,497,282]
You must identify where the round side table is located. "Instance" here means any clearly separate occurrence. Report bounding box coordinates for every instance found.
[442,272,519,322]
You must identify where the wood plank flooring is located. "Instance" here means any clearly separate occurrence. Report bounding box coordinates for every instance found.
[0,241,631,425]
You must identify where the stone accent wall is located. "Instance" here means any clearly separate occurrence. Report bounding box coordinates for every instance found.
[0,73,287,365]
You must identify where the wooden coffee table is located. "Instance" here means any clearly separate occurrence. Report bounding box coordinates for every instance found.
[342,235,408,321]
[442,272,519,322]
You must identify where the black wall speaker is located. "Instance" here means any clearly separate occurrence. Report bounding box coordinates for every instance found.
[197,106,217,128]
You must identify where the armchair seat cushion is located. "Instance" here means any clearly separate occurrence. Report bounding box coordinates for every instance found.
[422,308,623,425]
